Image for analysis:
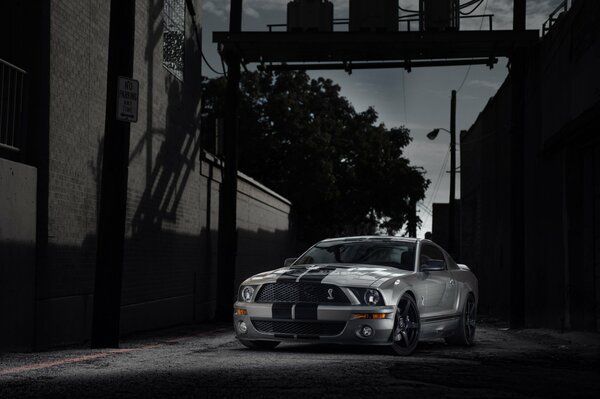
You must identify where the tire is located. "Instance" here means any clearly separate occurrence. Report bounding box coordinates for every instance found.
[391,294,420,356]
[239,339,280,350]
[445,293,477,346]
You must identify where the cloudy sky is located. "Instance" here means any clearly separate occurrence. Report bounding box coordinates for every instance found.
[199,0,560,236]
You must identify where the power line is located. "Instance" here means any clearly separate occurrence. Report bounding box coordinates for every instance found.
[428,146,451,210]
[423,146,451,228]
[456,0,490,92]
[184,0,226,76]
[398,3,419,13]
[401,70,408,124]
[460,0,485,15]
[202,51,226,76]
[418,201,433,216]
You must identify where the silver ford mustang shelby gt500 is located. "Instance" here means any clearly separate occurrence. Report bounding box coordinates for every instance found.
[233,236,478,355]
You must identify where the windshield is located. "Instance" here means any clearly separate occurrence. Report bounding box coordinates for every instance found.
[296,240,416,271]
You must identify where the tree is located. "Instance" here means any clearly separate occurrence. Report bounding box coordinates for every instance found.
[201,71,429,242]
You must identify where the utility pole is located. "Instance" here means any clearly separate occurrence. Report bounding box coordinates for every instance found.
[448,90,457,259]
[92,0,135,348]
[509,0,526,329]
[216,0,242,321]
[407,197,417,238]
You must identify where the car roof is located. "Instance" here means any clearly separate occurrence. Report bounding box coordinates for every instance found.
[319,236,420,244]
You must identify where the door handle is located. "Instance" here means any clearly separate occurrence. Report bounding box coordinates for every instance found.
[450,279,456,286]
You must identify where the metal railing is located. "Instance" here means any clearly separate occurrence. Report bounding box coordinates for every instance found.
[0,58,27,153]
[542,0,568,36]
[267,13,494,33]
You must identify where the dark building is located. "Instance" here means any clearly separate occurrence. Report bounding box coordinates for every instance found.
[1,1,295,351]
[460,0,600,331]
[431,201,461,260]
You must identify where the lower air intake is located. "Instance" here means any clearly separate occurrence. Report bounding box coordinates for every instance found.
[252,320,346,336]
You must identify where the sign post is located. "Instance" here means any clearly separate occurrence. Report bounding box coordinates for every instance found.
[116,76,139,123]
[92,0,136,349]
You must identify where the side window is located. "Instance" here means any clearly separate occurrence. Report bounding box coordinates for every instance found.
[163,0,185,81]
[420,244,446,270]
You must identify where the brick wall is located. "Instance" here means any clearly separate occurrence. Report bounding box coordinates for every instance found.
[35,0,111,348]
[31,0,296,347]
[120,153,294,335]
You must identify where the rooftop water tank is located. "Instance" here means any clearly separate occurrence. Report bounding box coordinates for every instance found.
[420,0,460,31]
[349,0,399,32]
[287,0,334,32]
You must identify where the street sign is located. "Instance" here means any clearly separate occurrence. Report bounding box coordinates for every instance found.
[116,76,139,123]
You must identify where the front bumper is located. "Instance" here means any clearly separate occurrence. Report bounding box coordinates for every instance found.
[233,302,396,345]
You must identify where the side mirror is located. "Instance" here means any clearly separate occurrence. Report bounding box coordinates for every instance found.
[420,260,446,272]
[284,258,297,267]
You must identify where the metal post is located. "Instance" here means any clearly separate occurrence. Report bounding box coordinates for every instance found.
[92,0,135,348]
[216,0,242,321]
[514,0,526,31]
[509,0,526,329]
[449,90,457,258]
[407,197,417,238]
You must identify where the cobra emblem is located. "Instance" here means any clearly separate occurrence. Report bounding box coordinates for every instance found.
[327,288,335,300]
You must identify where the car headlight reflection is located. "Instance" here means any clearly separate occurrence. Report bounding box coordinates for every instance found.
[241,286,255,303]
[364,289,381,306]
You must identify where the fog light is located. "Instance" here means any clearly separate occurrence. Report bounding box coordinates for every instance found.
[358,325,374,338]
[238,321,248,335]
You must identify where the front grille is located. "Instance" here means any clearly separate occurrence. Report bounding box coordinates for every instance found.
[255,283,350,304]
[252,320,346,336]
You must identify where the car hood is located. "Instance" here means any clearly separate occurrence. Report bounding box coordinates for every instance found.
[242,264,414,288]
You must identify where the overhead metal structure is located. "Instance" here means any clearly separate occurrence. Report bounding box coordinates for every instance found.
[213,0,537,324]
[214,30,537,70]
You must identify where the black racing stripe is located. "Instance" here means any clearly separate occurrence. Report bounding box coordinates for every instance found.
[276,266,308,282]
[297,266,337,283]
[272,303,294,319]
[294,303,319,320]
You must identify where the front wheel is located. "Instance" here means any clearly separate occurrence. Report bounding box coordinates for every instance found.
[391,294,420,356]
[445,293,477,346]
[239,339,280,350]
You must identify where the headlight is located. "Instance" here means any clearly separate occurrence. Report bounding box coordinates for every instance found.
[364,289,381,306]
[241,286,254,302]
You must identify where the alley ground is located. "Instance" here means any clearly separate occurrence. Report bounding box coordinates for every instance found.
[1,319,599,398]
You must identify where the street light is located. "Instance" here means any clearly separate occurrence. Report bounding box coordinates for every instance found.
[426,127,449,141]
[426,90,457,259]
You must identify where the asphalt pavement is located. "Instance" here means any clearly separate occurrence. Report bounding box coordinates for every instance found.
[1,321,599,398]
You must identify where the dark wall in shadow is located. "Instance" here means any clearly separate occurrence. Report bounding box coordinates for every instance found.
[0,159,37,352]
[1,0,301,351]
[460,0,600,331]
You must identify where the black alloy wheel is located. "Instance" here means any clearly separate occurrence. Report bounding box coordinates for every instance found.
[445,293,477,346]
[391,294,420,356]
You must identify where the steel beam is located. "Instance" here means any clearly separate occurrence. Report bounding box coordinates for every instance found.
[214,31,539,64]
[261,58,498,72]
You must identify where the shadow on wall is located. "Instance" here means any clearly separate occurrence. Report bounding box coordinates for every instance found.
[0,222,293,352]
[19,0,299,350]
[24,223,290,350]
[0,241,36,352]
